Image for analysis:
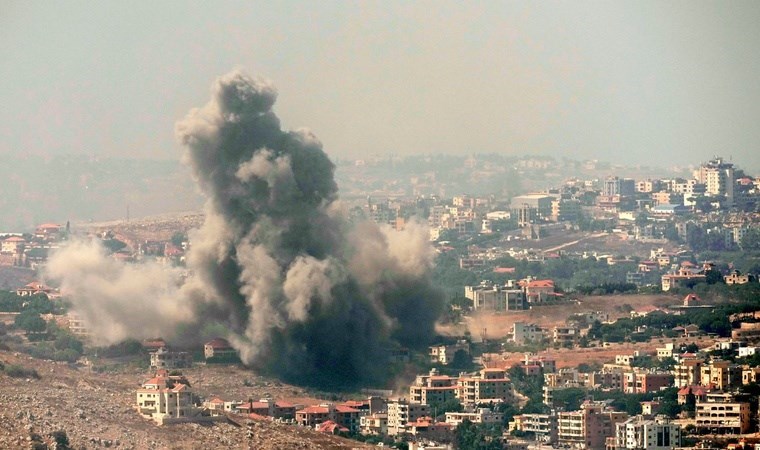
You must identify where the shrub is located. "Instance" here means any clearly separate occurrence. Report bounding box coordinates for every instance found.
[4,364,40,379]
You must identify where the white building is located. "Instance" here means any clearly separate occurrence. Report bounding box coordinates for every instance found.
[512,322,544,345]
[136,370,201,425]
[445,408,503,426]
[615,415,681,450]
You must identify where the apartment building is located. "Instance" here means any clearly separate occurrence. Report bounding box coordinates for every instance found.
[623,372,673,394]
[699,360,742,391]
[464,283,525,311]
[409,370,458,405]
[673,359,704,388]
[558,401,628,450]
[509,413,558,443]
[695,393,751,434]
[512,322,545,345]
[445,408,504,426]
[456,368,512,406]
[614,415,681,450]
[295,404,362,432]
[387,399,431,436]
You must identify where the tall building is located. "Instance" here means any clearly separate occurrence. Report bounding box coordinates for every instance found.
[695,157,735,206]
[603,177,636,197]
[558,401,628,450]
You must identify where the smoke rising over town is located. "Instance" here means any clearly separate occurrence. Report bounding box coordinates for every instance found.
[45,70,444,387]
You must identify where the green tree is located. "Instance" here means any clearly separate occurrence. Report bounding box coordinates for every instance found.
[50,431,71,449]
[455,420,503,450]
[171,231,187,247]
[14,311,46,334]
[741,228,760,251]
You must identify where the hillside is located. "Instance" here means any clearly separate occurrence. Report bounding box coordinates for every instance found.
[0,352,374,450]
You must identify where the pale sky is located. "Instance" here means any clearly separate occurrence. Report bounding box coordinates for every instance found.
[2,1,760,169]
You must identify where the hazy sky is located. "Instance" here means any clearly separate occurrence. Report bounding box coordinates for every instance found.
[2,1,760,168]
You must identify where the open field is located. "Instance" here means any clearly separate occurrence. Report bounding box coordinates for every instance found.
[437,293,682,340]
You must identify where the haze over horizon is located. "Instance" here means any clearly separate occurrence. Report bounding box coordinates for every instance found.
[2,2,760,169]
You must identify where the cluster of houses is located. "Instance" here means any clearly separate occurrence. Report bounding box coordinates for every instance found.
[0,223,66,268]
[464,277,561,312]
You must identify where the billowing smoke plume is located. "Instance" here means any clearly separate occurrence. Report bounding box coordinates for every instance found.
[46,70,443,388]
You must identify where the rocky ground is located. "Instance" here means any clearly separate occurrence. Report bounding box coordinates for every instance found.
[0,351,375,449]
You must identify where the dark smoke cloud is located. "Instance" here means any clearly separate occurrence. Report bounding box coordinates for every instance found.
[48,70,444,388]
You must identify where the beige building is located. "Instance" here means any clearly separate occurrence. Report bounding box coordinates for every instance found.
[456,368,513,406]
[695,393,750,434]
[150,347,193,370]
[509,413,557,442]
[699,360,742,391]
[387,399,431,436]
[558,401,627,450]
[409,369,458,405]
[673,358,703,388]
[360,413,388,436]
[135,370,200,424]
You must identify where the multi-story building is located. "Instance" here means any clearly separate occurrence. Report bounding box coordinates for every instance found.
[510,194,553,224]
[360,413,388,436]
[456,368,512,406]
[614,415,681,450]
[150,347,193,370]
[387,399,431,436]
[661,269,707,292]
[409,370,458,406]
[135,370,200,424]
[519,278,557,303]
[553,326,581,347]
[558,401,628,450]
[695,393,751,434]
[603,177,636,197]
[464,282,525,311]
[509,413,558,443]
[512,322,545,345]
[623,371,674,394]
[203,338,238,360]
[695,157,735,206]
[699,360,742,391]
[673,358,704,388]
[550,199,581,222]
[295,404,362,432]
[445,408,504,426]
[429,340,470,365]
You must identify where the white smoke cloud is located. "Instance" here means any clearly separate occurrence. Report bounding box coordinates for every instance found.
[45,239,195,344]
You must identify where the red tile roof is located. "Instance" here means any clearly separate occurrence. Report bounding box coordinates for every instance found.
[205,337,233,349]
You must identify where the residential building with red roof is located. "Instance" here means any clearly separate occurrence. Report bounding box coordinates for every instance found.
[16,281,59,299]
[518,278,559,303]
[236,398,296,420]
[1,236,25,254]
[295,403,361,432]
[406,416,455,440]
[315,420,348,434]
[135,371,200,425]
[204,337,238,360]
